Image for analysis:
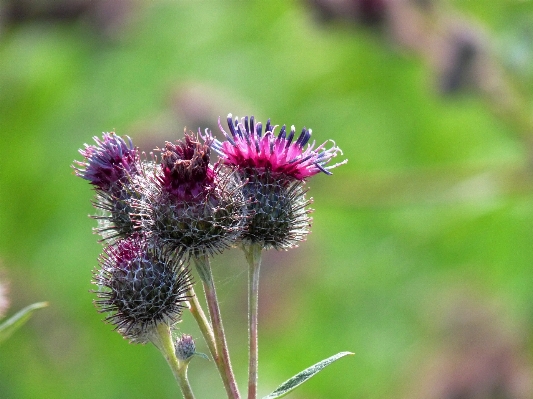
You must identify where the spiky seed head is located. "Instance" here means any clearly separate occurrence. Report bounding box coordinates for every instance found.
[91,188,140,244]
[175,334,196,361]
[92,236,191,343]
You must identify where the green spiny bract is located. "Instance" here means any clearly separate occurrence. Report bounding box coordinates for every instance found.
[92,236,191,343]
[242,171,313,250]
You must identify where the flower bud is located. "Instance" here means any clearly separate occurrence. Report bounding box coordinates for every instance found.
[175,334,196,361]
[92,236,191,343]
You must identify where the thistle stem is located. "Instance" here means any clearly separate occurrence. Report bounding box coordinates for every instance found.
[243,243,263,399]
[187,285,217,360]
[193,255,241,399]
[151,323,196,399]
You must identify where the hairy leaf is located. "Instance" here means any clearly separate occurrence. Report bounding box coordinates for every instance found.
[0,302,48,345]
[262,351,353,399]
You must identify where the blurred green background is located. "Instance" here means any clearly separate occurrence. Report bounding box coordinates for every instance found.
[1,0,533,398]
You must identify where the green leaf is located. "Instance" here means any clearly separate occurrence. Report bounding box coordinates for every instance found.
[262,351,354,399]
[192,351,210,361]
[0,302,48,345]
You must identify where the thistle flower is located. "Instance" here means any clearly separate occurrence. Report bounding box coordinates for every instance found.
[92,235,191,343]
[133,133,247,257]
[73,132,141,243]
[74,132,139,192]
[158,133,215,201]
[210,114,346,180]
[205,114,346,249]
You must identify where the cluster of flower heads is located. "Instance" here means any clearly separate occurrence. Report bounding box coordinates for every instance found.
[74,114,346,341]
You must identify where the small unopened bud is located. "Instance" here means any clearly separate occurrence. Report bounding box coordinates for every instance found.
[175,334,196,361]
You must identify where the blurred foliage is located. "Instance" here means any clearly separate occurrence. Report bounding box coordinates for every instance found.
[1,1,533,398]
[0,302,48,346]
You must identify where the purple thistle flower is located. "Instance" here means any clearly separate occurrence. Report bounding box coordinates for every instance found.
[132,133,247,257]
[74,132,139,192]
[158,133,215,201]
[203,114,346,250]
[208,114,346,180]
[74,133,142,243]
[93,235,191,343]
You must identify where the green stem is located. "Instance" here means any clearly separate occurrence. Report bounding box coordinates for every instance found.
[151,323,196,399]
[187,285,217,360]
[243,243,263,399]
[193,255,241,399]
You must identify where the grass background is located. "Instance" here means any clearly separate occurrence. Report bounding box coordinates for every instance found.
[1,1,533,398]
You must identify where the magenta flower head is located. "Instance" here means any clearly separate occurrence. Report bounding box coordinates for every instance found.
[211,114,346,180]
[134,133,246,257]
[92,235,191,343]
[206,114,347,250]
[74,132,139,192]
[73,132,141,243]
[158,133,215,201]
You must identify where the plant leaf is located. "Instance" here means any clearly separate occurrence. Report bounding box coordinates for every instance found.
[262,351,353,399]
[193,351,210,361]
[0,302,48,345]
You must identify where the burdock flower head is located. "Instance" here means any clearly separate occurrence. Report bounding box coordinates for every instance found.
[93,235,191,343]
[158,133,215,201]
[212,114,345,179]
[74,132,139,191]
[73,133,140,242]
[207,114,346,249]
[134,132,246,257]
